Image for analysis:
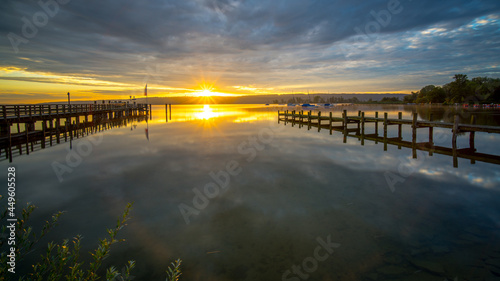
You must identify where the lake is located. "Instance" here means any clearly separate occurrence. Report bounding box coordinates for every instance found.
[3,104,500,281]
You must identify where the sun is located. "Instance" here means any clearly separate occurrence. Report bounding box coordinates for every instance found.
[198,89,213,97]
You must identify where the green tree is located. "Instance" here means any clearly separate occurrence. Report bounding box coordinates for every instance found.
[381,97,401,103]
[415,85,435,103]
[404,92,418,103]
[484,86,500,103]
[313,96,325,103]
[469,77,500,103]
[445,74,471,103]
[348,97,359,103]
[427,87,446,103]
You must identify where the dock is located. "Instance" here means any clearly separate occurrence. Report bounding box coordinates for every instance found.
[278,109,500,167]
[0,103,150,162]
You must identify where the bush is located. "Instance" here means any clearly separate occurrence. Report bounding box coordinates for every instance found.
[0,202,182,281]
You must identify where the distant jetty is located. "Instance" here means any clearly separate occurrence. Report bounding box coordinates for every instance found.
[279,109,500,167]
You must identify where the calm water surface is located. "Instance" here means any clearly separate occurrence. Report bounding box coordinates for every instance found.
[2,104,500,281]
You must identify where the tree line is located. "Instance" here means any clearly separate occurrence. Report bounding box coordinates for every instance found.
[404,74,500,104]
[273,96,362,104]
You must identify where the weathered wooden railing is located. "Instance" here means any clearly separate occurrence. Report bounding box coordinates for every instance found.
[0,103,148,120]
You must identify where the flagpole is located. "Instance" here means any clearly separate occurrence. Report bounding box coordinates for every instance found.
[145,84,149,141]
[145,84,148,113]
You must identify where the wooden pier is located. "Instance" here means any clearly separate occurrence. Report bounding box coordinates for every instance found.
[278,109,500,167]
[0,104,150,162]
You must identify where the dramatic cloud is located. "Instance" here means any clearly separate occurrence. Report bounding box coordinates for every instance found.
[0,0,499,101]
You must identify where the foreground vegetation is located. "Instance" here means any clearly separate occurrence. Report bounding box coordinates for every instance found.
[0,202,182,281]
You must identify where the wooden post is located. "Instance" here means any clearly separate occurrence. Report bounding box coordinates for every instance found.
[342,110,347,128]
[49,119,53,146]
[85,114,89,135]
[342,110,347,143]
[64,119,68,142]
[149,104,152,120]
[429,113,434,156]
[412,113,417,158]
[25,123,29,155]
[41,121,46,149]
[169,104,172,120]
[8,123,12,162]
[296,110,300,128]
[71,120,75,140]
[383,113,388,151]
[317,111,321,132]
[470,115,476,164]
[307,111,311,130]
[374,112,378,144]
[2,105,6,120]
[356,111,361,132]
[452,115,459,168]
[361,112,365,146]
[76,116,80,138]
[329,112,333,135]
[56,118,60,143]
[397,112,402,149]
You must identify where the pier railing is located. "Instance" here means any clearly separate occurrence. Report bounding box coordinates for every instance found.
[1,104,147,120]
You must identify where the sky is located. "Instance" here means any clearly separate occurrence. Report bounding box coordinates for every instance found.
[1,0,500,103]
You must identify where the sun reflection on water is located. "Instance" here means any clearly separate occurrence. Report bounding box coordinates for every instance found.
[195,104,220,120]
[149,104,280,124]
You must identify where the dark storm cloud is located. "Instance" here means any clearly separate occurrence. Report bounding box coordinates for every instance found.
[0,0,499,92]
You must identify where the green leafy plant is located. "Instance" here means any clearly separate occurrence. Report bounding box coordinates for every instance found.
[166,259,182,281]
[1,201,182,281]
[1,201,64,279]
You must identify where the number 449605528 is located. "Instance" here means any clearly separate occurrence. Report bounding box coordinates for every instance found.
[7,167,16,216]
